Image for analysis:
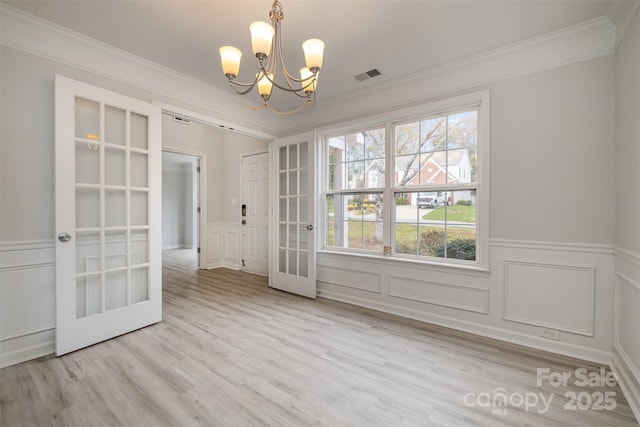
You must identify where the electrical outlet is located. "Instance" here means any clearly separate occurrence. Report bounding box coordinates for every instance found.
[539,327,561,341]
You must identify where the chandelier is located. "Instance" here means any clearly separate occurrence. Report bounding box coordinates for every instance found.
[219,0,325,114]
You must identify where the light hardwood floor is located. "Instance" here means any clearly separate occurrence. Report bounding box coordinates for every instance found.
[1,249,637,426]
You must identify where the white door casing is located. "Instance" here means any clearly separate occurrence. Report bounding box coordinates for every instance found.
[270,132,316,298]
[242,152,269,275]
[55,75,162,355]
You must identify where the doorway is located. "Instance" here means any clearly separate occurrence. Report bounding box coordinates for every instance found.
[162,151,203,269]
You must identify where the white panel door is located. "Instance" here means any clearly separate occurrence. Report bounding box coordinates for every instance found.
[271,132,316,298]
[242,152,269,275]
[55,75,162,356]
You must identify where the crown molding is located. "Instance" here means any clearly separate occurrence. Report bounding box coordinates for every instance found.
[0,4,287,138]
[285,15,616,133]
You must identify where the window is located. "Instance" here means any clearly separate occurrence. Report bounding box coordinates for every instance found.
[322,92,488,268]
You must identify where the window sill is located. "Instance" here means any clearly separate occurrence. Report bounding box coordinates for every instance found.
[317,249,491,276]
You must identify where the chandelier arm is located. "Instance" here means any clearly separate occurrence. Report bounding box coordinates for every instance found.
[265,99,312,115]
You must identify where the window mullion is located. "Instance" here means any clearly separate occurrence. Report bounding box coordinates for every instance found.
[383,121,393,250]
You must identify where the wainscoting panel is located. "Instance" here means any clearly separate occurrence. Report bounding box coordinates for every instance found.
[224,226,241,269]
[206,224,223,268]
[0,240,56,367]
[317,265,381,293]
[503,261,595,336]
[389,275,488,313]
[613,247,640,421]
[206,222,242,270]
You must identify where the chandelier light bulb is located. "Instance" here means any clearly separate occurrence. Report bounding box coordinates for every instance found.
[257,72,274,99]
[250,21,275,59]
[302,38,325,72]
[300,68,317,94]
[219,46,242,78]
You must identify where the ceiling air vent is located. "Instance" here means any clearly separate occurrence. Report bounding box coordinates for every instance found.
[355,68,382,82]
[173,116,191,125]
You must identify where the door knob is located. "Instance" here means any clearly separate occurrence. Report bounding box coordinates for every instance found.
[306,224,313,231]
[242,219,247,225]
[58,232,72,242]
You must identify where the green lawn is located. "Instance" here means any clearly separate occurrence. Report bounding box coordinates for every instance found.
[423,205,475,222]
[327,220,476,252]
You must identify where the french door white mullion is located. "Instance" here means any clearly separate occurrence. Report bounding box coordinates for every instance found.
[125,110,131,306]
[99,102,106,314]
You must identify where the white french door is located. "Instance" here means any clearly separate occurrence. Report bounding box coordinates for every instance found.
[271,132,316,298]
[55,75,162,356]
[241,152,269,275]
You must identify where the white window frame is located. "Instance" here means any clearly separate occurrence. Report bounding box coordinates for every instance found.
[317,90,490,271]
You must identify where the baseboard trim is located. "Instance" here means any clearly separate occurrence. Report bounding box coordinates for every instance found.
[610,346,640,424]
[317,288,611,364]
[0,326,55,368]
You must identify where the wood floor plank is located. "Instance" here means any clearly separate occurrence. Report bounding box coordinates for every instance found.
[1,249,637,426]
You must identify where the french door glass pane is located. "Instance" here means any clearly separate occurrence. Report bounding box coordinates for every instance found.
[76,232,100,274]
[105,190,126,227]
[299,169,308,195]
[279,224,286,247]
[131,191,148,226]
[105,270,127,311]
[130,152,148,187]
[279,146,286,170]
[299,252,308,278]
[299,142,308,168]
[105,230,127,269]
[76,274,101,319]
[76,142,99,184]
[288,250,297,275]
[131,266,149,304]
[288,224,297,249]
[279,172,287,196]
[130,113,148,149]
[299,197,308,222]
[289,198,297,222]
[105,148,126,186]
[76,188,99,228]
[279,249,286,273]
[279,198,286,221]
[289,145,297,169]
[105,106,126,146]
[75,98,99,140]
[288,171,297,195]
[131,229,149,264]
[299,225,308,250]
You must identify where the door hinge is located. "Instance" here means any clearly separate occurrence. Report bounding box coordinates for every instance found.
[197,207,201,213]
[242,259,245,267]
[197,166,201,173]
[197,247,201,253]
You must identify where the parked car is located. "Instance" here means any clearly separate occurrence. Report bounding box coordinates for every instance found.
[417,192,448,209]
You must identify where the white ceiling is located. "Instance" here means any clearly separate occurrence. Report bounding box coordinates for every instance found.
[2,0,622,111]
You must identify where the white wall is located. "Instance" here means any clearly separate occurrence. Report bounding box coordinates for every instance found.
[613,6,640,420]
